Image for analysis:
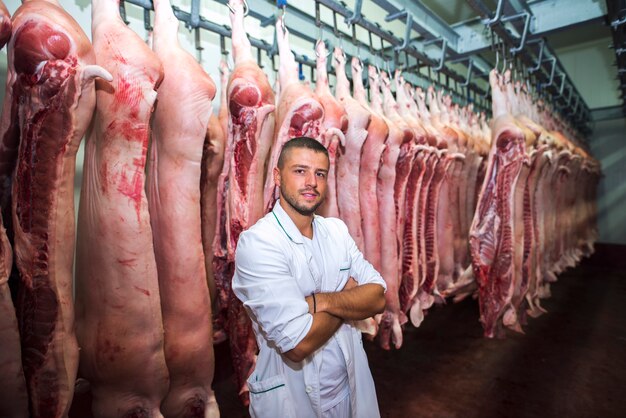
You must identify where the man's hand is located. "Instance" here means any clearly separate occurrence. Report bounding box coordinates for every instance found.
[305,293,315,314]
[305,277,358,314]
[343,276,358,291]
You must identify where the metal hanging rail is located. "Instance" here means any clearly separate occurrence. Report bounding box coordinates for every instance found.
[120,0,608,127]
[313,0,490,110]
[125,0,321,70]
[121,0,493,112]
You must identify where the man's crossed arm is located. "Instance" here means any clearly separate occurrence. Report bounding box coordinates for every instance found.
[283,279,385,362]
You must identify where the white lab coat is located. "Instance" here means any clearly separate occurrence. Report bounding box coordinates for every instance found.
[232,201,386,418]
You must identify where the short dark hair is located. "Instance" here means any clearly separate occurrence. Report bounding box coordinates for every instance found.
[277,136,329,169]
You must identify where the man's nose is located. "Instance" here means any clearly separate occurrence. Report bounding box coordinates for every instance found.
[305,171,317,187]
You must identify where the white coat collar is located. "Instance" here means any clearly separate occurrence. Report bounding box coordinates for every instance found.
[271,199,328,244]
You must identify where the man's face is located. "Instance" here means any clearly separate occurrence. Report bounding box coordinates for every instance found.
[275,147,329,216]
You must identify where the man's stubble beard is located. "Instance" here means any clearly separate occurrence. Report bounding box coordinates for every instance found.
[280,183,326,216]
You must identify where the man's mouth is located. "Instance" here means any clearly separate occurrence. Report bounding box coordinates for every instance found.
[301,190,319,199]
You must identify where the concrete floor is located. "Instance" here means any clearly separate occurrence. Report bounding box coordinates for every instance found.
[213,244,626,418]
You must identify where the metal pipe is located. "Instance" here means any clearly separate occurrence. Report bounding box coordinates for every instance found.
[504,12,531,55]
[190,0,200,28]
[460,59,473,87]
[384,10,414,52]
[528,39,544,73]
[483,0,504,26]
[143,8,152,31]
[558,72,566,95]
[546,57,556,87]
[434,39,448,71]
[120,0,131,25]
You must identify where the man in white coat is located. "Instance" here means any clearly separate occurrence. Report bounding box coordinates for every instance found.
[233,136,387,418]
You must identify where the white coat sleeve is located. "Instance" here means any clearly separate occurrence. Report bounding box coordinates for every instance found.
[232,230,313,353]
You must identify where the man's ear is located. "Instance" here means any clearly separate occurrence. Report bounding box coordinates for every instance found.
[273,166,281,187]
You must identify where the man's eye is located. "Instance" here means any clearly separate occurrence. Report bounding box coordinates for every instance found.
[316,172,327,178]
[295,169,304,174]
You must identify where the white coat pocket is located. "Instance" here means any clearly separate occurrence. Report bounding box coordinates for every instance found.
[335,263,351,291]
[248,374,297,418]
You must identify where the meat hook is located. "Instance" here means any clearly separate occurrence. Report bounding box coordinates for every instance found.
[119,1,130,25]
[226,0,249,17]
[315,26,331,58]
[494,48,499,71]
[194,27,204,63]
[280,8,287,34]
[143,8,152,32]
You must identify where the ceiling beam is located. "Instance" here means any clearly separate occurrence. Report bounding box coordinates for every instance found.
[370,0,460,46]
[454,0,607,56]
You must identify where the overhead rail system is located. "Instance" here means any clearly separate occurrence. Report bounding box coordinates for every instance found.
[121,0,606,135]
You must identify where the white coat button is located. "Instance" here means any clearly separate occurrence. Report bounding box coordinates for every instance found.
[305,385,313,393]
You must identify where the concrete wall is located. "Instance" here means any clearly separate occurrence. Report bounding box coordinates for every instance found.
[556,37,621,109]
[589,118,626,245]
[557,37,626,245]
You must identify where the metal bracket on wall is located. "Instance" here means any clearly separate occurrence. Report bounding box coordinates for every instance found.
[189,0,200,29]
[424,37,448,72]
[500,12,531,55]
[384,9,414,52]
[345,0,363,26]
[119,1,131,25]
[143,8,152,31]
[482,0,504,26]
[528,39,545,73]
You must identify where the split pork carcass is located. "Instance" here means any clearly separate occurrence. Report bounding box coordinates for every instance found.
[439,104,490,301]
[454,105,487,281]
[211,59,232,344]
[437,96,472,288]
[75,0,169,416]
[380,72,420,330]
[0,0,16,232]
[315,40,347,219]
[263,16,324,213]
[393,74,438,329]
[368,67,409,349]
[380,71,416,281]
[334,50,385,335]
[147,0,219,415]
[0,213,28,418]
[0,5,28,416]
[398,86,438,322]
[351,58,386,280]
[393,83,452,327]
[423,89,466,306]
[201,65,227,317]
[223,0,276,403]
[5,0,110,416]
[333,47,370,252]
[502,76,540,332]
[469,69,534,338]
